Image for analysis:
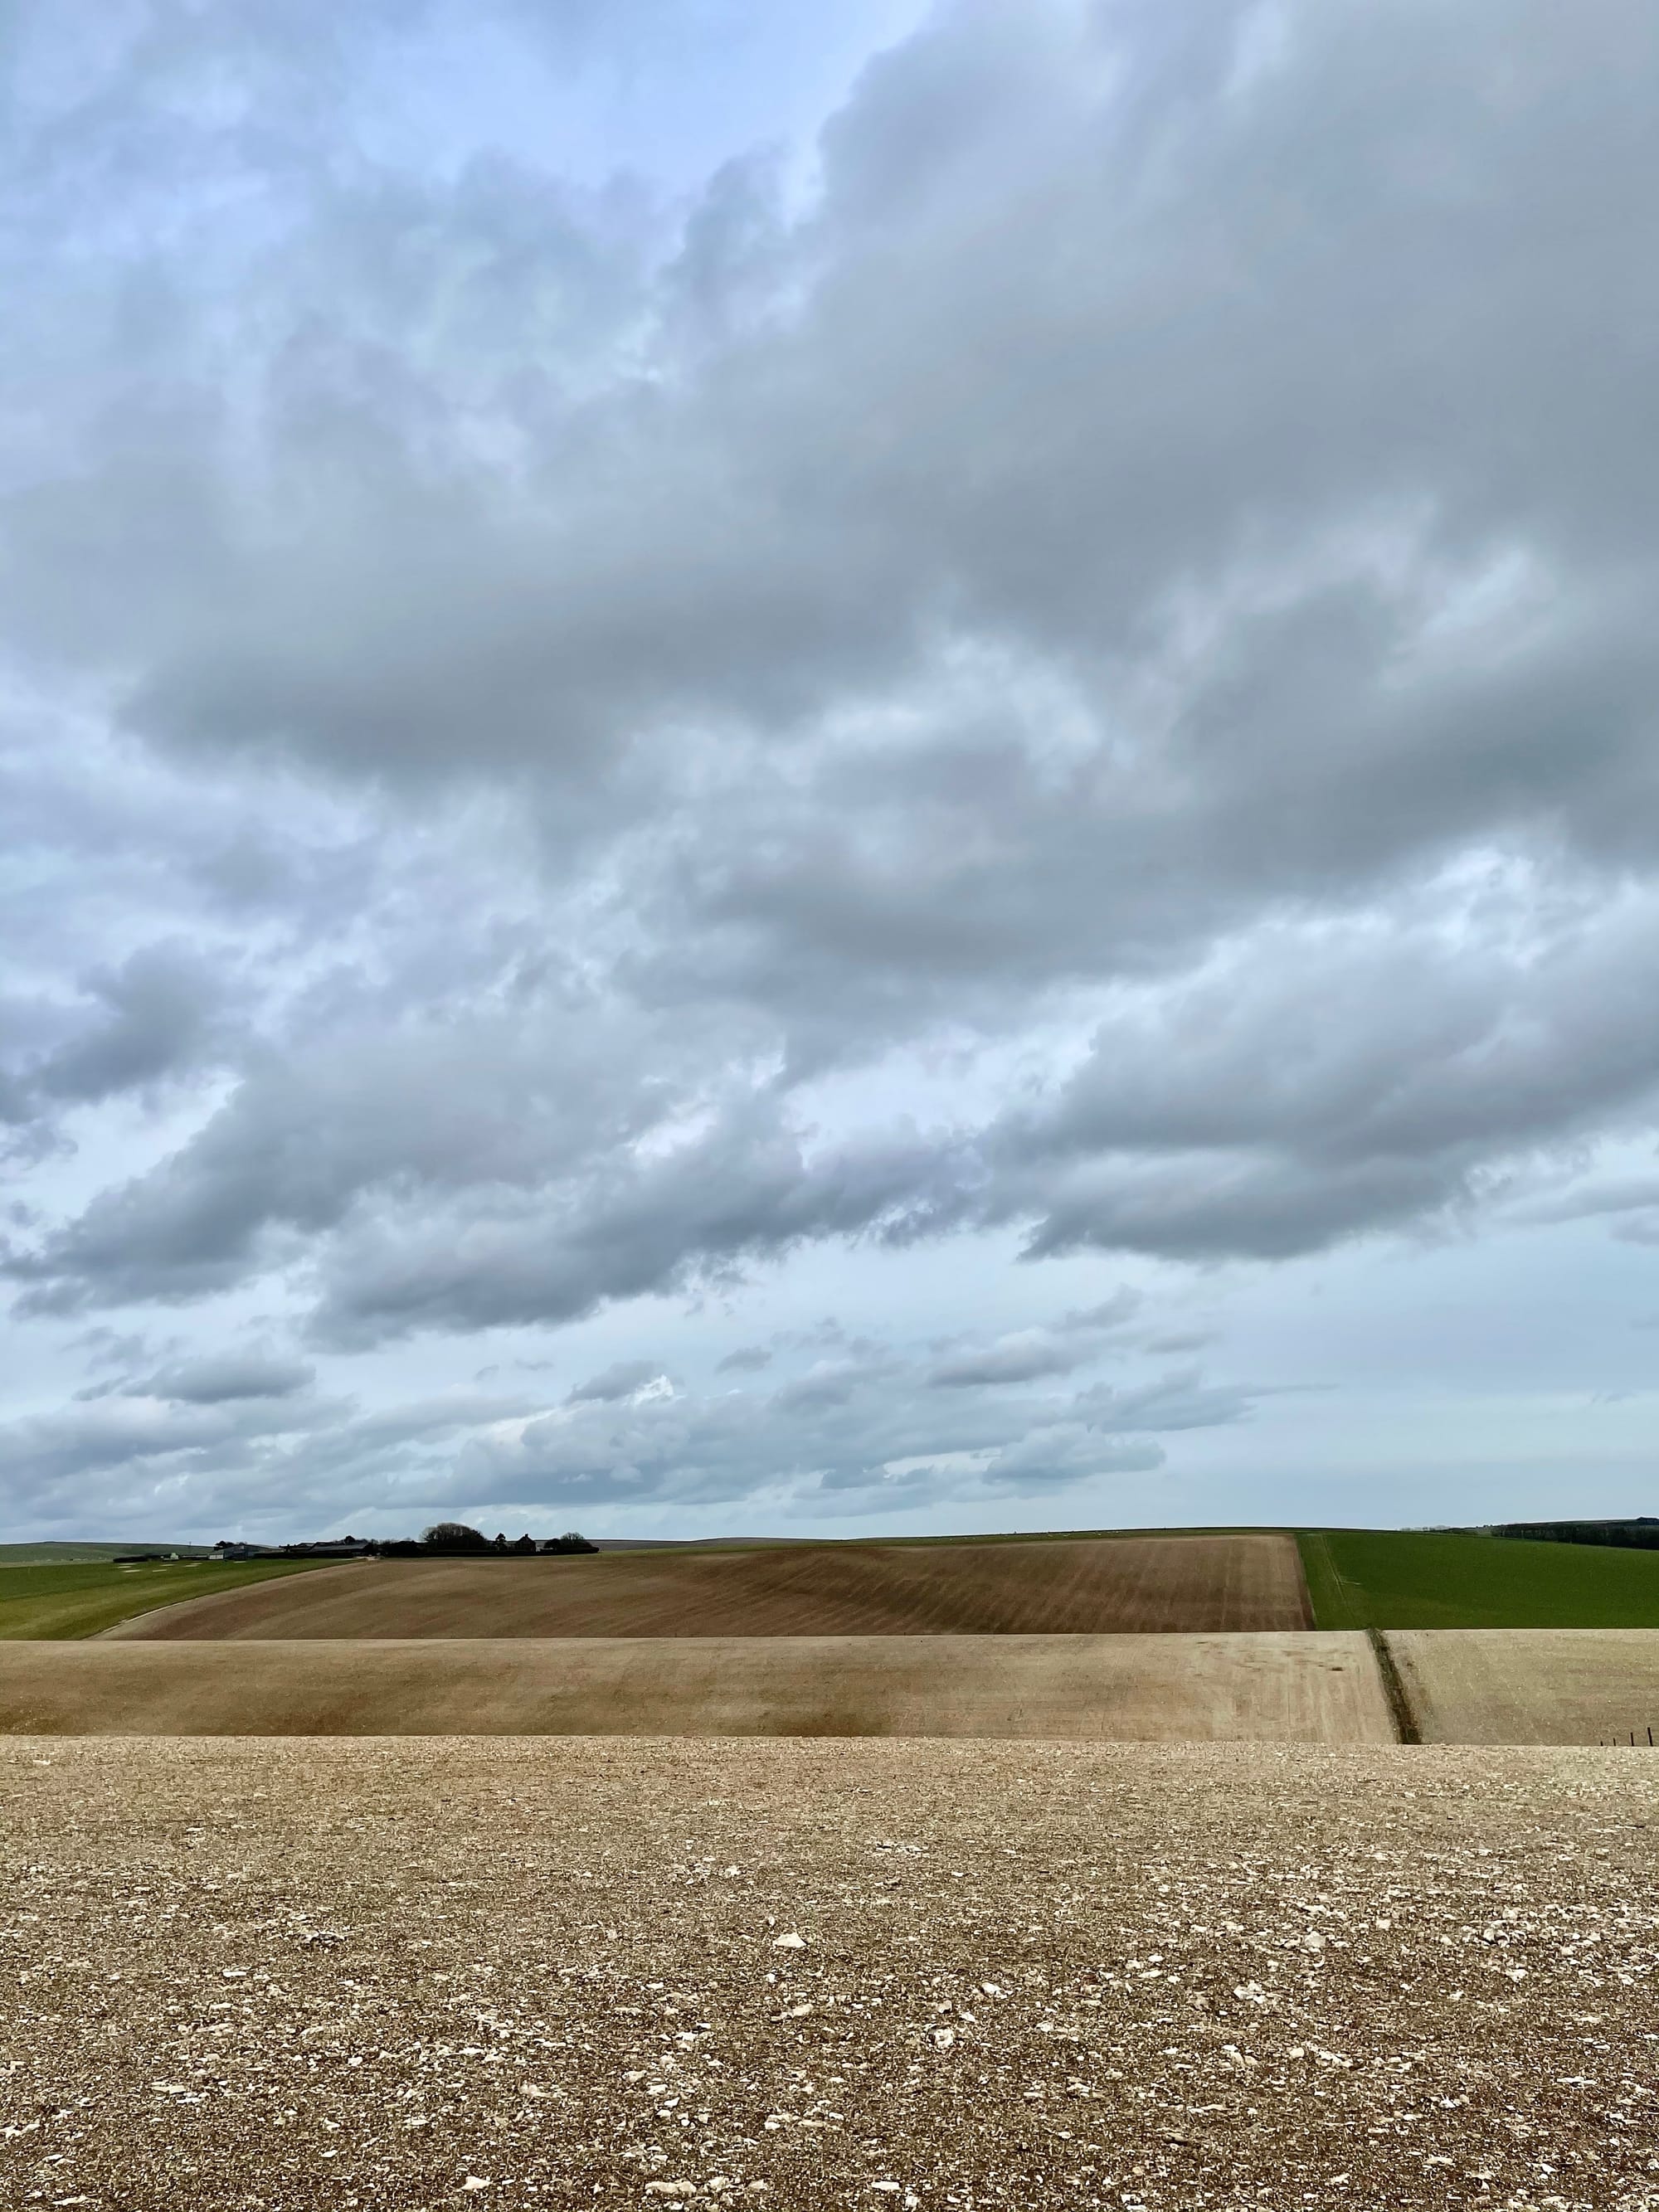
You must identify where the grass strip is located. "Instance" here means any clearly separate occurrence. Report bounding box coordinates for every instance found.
[1299,1527,1659,1629]
[1365,1627,1421,1743]
[0,1558,333,1641]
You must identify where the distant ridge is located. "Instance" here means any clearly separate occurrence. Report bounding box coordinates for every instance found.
[590,1536,815,1550]
[0,1541,212,1565]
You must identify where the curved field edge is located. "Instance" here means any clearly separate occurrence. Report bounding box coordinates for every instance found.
[103,1534,1310,1641]
[0,1558,334,1641]
[1297,1528,1659,1629]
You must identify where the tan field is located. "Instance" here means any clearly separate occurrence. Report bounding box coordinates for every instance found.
[1391,1626,1659,1745]
[4,1735,1657,2211]
[0,1629,1390,1741]
[104,1531,1311,1640]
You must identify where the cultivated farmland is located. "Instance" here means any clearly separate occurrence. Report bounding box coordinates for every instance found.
[1391,1627,1659,1746]
[0,1629,1389,1741]
[105,1531,1311,1640]
[1299,1526,1659,1628]
[3,1735,1657,2211]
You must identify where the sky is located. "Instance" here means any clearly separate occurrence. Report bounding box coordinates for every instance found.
[4,0,1659,1545]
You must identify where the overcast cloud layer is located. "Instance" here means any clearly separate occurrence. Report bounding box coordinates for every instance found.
[4,0,1659,1542]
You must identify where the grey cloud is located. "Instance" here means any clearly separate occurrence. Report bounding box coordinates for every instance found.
[447,1344,1238,1524]
[964,1429,1165,1496]
[301,1116,957,1346]
[929,1335,1102,1389]
[715,1344,771,1373]
[8,0,1659,955]
[1062,1294,1141,1332]
[774,1351,902,1414]
[7,0,1654,889]
[567,1359,664,1403]
[981,887,1659,1261]
[0,1388,338,1527]
[37,945,224,1105]
[0,941,227,1150]
[928,1291,1141,1387]
[4,984,759,1314]
[134,1351,315,1403]
[19,873,1659,1332]
[344,1390,550,1441]
[1071,1372,1253,1438]
[0,1327,1243,1537]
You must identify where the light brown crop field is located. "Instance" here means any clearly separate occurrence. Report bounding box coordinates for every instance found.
[105,1532,1311,1640]
[0,1630,1390,1741]
[4,1735,1657,2211]
[1392,1626,1659,1745]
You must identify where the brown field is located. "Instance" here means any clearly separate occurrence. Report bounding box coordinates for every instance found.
[104,1532,1311,1641]
[1392,1626,1659,1745]
[4,1735,1657,2211]
[0,1630,1390,1741]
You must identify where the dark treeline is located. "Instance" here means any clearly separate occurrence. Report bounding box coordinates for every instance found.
[212,1526,600,1560]
[371,1524,599,1558]
[1489,1518,1659,1552]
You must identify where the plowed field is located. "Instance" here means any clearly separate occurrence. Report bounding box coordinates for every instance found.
[4,1737,1657,2211]
[0,1630,1388,1740]
[105,1532,1310,1640]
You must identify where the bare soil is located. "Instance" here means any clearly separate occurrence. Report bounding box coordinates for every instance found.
[104,1534,1311,1641]
[0,1631,1390,1741]
[3,1737,1657,2210]
[1392,1627,1659,1745]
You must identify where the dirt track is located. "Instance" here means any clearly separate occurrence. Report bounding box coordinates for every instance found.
[3,1736,1657,2211]
[0,1631,1389,1740]
[105,1534,1311,1640]
[1393,1628,1659,1745]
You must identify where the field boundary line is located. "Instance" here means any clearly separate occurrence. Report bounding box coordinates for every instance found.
[1288,1534,1316,1631]
[90,1558,362,1641]
[1366,1627,1421,1745]
[1296,1531,1351,1628]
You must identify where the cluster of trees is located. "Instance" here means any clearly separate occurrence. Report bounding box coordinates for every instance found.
[370,1524,598,1558]
[1491,1518,1659,1552]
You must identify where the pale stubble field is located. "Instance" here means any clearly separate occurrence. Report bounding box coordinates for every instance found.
[0,1631,1388,1740]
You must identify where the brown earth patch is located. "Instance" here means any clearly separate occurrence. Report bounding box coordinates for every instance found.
[103,1533,1311,1641]
[2,1736,1656,2210]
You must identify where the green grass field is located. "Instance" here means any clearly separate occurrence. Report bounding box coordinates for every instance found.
[0,1542,212,1567]
[0,1558,331,1641]
[1299,1527,1659,1629]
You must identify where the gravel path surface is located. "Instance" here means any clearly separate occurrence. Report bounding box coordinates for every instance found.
[2,1738,1657,2210]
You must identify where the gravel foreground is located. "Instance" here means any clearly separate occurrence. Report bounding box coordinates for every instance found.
[2,1738,1657,2211]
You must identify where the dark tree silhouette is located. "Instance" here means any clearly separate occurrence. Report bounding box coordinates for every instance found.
[421,1522,488,1553]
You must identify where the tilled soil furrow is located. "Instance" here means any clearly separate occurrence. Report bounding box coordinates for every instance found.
[102,1535,1310,1642]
